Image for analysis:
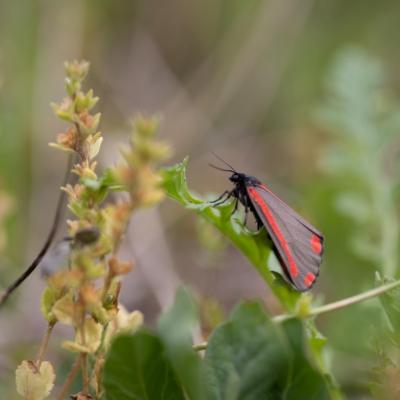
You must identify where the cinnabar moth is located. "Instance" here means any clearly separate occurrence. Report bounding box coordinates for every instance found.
[210,157,324,292]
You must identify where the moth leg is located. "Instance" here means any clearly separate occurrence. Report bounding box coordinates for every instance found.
[235,189,246,223]
[230,197,239,216]
[229,186,242,216]
[240,191,250,226]
[243,201,249,226]
[210,190,235,206]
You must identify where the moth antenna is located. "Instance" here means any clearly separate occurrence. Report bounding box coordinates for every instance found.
[211,151,237,172]
[208,163,234,173]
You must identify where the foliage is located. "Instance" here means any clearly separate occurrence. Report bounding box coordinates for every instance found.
[204,302,331,400]
[7,48,400,400]
[104,288,202,400]
[161,158,341,399]
[13,61,169,399]
[315,47,400,397]
[104,288,332,400]
[161,158,301,312]
[316,47,400,277]
[369,274,400,398]
[104,332,186,400]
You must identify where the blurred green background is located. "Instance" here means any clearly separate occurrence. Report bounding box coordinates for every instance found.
[1,0,400,398]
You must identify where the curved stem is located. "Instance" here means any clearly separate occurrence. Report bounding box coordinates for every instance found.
[57,355,81,400]
[35,322,56,366]
[0,153,74,308]
[81,353,89,394]
[193,278,400,351]
[274,278,400,323]
[192,342,207,352]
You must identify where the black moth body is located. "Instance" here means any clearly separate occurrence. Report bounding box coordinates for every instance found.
[212,171,324,291]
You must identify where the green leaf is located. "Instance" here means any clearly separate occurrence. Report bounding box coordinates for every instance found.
[80,169,124,205]
[204,301,331,400]
[304,320,328,371]
[101,168,125,191]
[282,319,335,400]
[161,158,300,311]
[40,287,59,324]
[317,47,385,147]
[157,287,206,400]
[103,331,185,400]
[81,169,124,192]
[335,192,371,224]
[377,273,400,334]
[315,47,400,278]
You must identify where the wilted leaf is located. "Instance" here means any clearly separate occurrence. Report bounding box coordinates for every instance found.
[52,291,75,325]
[62,318,102,354]
[104,307,143,348]
[16,360,55,400]
[87,135,103,160]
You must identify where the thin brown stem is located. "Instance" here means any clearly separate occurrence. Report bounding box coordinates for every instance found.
[81,353,89,394]
[101,271,113,302]
[57,355,81,400]
[35,322,55,366]
[0,153,74,308]
[78,293,90,395]
[73,121,86,161]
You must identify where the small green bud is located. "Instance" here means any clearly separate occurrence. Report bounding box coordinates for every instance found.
[64,60,90,82]
[132,115,159,138]
[296,294,313,319]
[74,91,87,113]
[92,305,112,325]
[86,89,99,111]
[51,99,74,122]
[65,77,80,97]
[91,113,101,131]
[40,287,60,324]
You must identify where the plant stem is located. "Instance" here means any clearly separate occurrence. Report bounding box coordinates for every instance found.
[79,301,90,394]
[81,353,89,394]
[274,278,400,323]
[0,153,74,308]
[192,342,207,351]
[101,271,113,303]
[57,355,81,400]
[35,322,55,366]
[192,278,400,351]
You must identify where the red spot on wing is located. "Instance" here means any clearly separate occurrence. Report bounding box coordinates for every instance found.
[248,187,298,277]
[304,272,316,287]
[310,234,322,254]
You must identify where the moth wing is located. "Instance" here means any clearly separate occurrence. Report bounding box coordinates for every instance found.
[247,184,324,291]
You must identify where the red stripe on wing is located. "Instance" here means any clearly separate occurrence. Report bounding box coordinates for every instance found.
[247,186,299,277]
[259,184,323,236]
